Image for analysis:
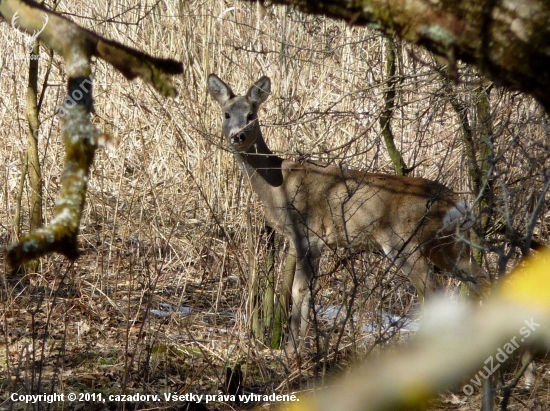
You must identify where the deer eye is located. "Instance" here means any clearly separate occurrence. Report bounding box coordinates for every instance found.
[247,113,254,122]
[225,112,230,119]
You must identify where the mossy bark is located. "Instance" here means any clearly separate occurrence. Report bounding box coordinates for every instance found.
[380,36,407,176]
[7,78,99,267]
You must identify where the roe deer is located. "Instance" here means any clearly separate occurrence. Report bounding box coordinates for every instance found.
[207,74,490,352]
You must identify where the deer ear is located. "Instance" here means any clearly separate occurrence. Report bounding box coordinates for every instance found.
[207,74,235,106]
[248,76,271,106]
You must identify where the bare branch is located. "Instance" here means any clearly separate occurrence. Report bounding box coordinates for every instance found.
[0,0,183,97]
[2,0,183,267]
[304,252,550,411]
[241,0,550,114]
[6,97,99,266]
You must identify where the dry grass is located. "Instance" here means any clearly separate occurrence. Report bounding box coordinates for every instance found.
[1,1,549,410]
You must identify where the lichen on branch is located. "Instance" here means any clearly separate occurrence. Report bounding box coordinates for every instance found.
[1,0,183,267]
[6,93,99,267]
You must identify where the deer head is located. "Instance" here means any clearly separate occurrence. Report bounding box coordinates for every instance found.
[207,74,271,152]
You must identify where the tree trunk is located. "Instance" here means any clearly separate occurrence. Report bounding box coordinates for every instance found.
[380,36,407,176]
[27,39,43,231]
[472,84,494,263]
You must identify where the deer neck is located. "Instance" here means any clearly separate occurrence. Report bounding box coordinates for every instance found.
[234,132,284,188]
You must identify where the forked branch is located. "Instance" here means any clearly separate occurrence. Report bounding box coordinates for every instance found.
[2,0,183,267]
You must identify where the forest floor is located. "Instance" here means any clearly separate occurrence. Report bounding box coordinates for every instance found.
[1,238,548,411]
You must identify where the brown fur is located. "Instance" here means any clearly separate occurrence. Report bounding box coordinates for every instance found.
[207,74,489,352]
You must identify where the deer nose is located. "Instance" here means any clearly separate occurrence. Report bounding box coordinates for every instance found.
[232,133,246,145]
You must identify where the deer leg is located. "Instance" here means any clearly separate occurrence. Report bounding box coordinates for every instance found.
[289,267,306,350]
[396,252,435,302]
[383,243,435,302]
[288,240,320,353]
[521,349,536,389]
